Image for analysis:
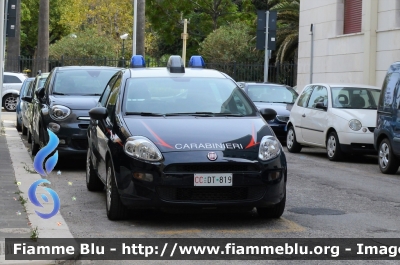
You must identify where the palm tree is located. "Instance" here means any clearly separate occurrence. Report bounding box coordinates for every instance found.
[271,0,299,63]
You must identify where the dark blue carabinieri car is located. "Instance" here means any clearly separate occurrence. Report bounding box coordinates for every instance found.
[241,83,298,142]
[86,55,287,220]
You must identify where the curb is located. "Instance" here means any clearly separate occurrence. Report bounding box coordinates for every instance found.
[2,120,80,264]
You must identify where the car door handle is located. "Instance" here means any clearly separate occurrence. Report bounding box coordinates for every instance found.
[302,114,306,117]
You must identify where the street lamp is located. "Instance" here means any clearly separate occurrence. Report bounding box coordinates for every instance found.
[120,33,129,60]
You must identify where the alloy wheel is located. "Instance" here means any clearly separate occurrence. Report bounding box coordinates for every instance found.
[4,96,17,111]
[106,167,112,212]
[287,129,294,149]
[379,142,389,169]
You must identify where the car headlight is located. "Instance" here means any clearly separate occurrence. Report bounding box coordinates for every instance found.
[50,105,71,120]
[276,115,289,123]
[124,136,163,161]
[348,119,362,131]
[258,136,281,161]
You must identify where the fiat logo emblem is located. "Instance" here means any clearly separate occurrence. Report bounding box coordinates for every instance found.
[207,152,217,161]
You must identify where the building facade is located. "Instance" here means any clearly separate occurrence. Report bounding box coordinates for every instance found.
[297,0,400,91]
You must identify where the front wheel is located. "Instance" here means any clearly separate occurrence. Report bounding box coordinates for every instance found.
[31,132,40,156]
[326,131,343,161]
[3,94,18,112]
[86,147,104,191]
[378,138,400,174]
[106,160,128,220]
[286,126,302,153]
[257,193,286,218]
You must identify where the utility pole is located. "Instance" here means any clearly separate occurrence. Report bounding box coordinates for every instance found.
[136,0,145,56]
[132,0,137,55]
[181,18,189,67]
[263,10,269,83]
[0,0,5,120]
[310,24,314,83]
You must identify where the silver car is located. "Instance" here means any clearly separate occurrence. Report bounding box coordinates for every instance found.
[2,72,27,111]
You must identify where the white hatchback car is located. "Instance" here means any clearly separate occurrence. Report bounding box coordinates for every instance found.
[286,84,381,161]
[2,72,27,111]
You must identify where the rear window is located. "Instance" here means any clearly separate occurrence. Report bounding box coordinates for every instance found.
[124,77,257,116]
[52,69,118,95]
[4,75,22,83]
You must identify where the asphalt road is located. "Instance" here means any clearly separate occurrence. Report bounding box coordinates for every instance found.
[2,110,400,264]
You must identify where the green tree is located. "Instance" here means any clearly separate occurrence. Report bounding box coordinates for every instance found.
[20,0,72,57]
[49,28,119,59]
[271,0,299,62]
[199,22,263,63]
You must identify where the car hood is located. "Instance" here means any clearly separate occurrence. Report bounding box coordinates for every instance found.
[50,95,100,110]
[253,102,294,116]
[330,108,378,126]
[122,117,274,153]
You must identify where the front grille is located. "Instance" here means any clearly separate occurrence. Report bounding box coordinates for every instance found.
[157,186,266,202]
[164,163,259,173]
[368,127,375,132]
[70,139,88,150]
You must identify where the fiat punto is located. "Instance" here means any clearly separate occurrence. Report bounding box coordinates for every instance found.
[86,55,287,220]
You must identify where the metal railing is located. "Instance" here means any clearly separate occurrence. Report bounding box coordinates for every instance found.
[5,56,297,87]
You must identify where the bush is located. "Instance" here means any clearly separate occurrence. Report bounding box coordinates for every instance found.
[49,28,118,59]
[198,22,263,63]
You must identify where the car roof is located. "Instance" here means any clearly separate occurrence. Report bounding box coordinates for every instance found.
[305,83,381,90]
[128,67,228,78]
[55,66,122,71]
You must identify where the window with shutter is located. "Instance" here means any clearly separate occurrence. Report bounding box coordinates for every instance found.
[344,0,362,34]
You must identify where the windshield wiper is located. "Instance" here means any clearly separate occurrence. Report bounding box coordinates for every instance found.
[81,93,102,96]
[214,113,244,117]
[53,92,65,95]
[271,101,294,104]
[125,112,164,116]
[164,112,214,117]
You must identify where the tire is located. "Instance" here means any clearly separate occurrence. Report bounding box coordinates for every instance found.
[257,191,286,219]
[27,130,32,144]
[86,147,104,191]
[106,160,128,220]
[326,131,343,161]
[22,123,27,135]
[378,138,400,174]
[3,94,18,112]
[286,126,302,153]
[31,131,40,156]
[16,119,22,132]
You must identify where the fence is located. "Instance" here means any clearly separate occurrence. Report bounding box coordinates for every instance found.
[5,56,297,87]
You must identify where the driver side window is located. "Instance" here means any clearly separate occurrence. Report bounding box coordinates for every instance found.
[105,76,122,125]
[307,86,328,109]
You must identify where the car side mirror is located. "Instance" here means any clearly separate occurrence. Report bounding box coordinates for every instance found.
[315,102,327,110]
[260,108,277,121]
[22,96,32,103]
[89,107,108,120]
[35,87,45,99]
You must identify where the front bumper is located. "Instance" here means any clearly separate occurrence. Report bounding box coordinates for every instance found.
[115,151,287,210]
[44,110,90,156]
[338,130,376,154]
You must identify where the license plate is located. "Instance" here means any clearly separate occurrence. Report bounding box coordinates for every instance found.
[194,173,232,186]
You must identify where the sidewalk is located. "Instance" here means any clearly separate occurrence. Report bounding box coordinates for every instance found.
[0,117,78,264]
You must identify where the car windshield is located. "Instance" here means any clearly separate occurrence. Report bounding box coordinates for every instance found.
[124,77,257,116]
[331,87,381,109]
[246,85,298,103]
[53,69,117,95]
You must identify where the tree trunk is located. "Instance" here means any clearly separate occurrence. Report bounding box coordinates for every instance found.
[136,0,145,57]
[5,0,21,72]
[36,0,49,73]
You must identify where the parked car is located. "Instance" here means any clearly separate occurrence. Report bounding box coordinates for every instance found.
[23,72,50,143]
[86,55,286,220]
[287,83,381,161]
[374,61,400,174]
[2,72,27,111]
[241,82,298,142]
[16,77,34,132]
[29,66,121,156]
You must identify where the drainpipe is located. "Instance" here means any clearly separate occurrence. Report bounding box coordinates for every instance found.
[310,23,314,83]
